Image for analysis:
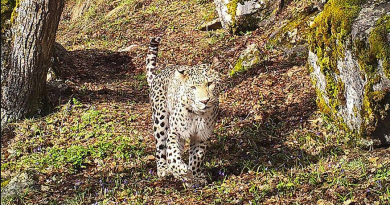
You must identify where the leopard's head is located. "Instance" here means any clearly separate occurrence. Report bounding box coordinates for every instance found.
[175,64,221,114]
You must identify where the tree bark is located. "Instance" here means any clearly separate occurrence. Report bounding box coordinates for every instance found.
[1,0,64,129]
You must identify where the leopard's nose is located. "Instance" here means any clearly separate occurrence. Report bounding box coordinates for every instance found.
[200,98,209,104]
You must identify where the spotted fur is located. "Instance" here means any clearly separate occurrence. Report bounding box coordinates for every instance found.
[146,37,161,87]
[146,37,221,185]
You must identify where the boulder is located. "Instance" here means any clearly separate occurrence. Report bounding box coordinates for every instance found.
[308,0,390,145]
[213,0,282,33]
[230,43,261,76]
[312,0,328,11]
[197,18,223,31]
[263,2,325,62]
[1,172,35,199]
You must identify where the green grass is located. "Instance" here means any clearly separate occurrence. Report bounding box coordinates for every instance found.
[1,99,146,176]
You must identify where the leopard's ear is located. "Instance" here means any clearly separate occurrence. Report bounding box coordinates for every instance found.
[177,67,186,74]
[175,67,188,80]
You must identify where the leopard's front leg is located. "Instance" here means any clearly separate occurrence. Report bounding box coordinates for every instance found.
[152,111,169,178]
[187,137,208,186]
[166,130,188,178]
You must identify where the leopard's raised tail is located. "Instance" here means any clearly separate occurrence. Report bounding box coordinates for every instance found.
[146,37,161,87]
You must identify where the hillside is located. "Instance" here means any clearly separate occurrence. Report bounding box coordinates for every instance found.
[1,0,389,204]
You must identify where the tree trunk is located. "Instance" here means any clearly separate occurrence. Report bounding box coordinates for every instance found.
[1,0,64,129]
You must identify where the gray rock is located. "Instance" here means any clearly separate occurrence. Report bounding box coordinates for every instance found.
[197,19,223,31]
[336,50,366,131]
[312,0,328,11]
[308,0,390,145]
[1,172,35,199]
[213,0,280,33]
[351,1,390,41]
[230,44,261,76]
[308,51,327,94]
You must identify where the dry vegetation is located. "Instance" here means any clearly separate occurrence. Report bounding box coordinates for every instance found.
[1,0,389,204]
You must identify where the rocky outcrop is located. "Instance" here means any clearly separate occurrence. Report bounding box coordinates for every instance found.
[213,0,282,33]
[230,44,261,76]
[308,0,390,145]
[197,19,223,31]
[1,172,35,199]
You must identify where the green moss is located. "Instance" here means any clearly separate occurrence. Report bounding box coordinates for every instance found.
[268,9,314,49]
[226,0,260,34]
[368,15,390,79]
[226,0,240,34]
[1,0,15,31]
[311,2,389,136]
[230,58,243,76]
[314,87,349,131]
[9,0,19,23]
[1,179,10,188]
[1,0,19,32]
[315,89,332,115]
[309,0,365,70]
[230,45,260,77]
[356,14,390,134]
[369,91,386,103]
[308,0,366,133]
[1,0,16,19]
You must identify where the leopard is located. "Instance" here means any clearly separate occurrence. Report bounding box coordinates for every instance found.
[146,37,221,185]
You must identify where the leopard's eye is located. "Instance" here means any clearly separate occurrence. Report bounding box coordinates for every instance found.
[191,86,196,90]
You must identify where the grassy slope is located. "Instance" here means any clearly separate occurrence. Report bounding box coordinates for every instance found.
[1,0,389,204]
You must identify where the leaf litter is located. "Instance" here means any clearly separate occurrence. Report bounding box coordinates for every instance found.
[1,0,389,204]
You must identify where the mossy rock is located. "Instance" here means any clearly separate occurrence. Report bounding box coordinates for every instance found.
[230,43,261,76]
[308,0,390,145]
[214,0,277,34]
[267,3,321,59]
[1,0,18,32]
[1,172,35,199]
